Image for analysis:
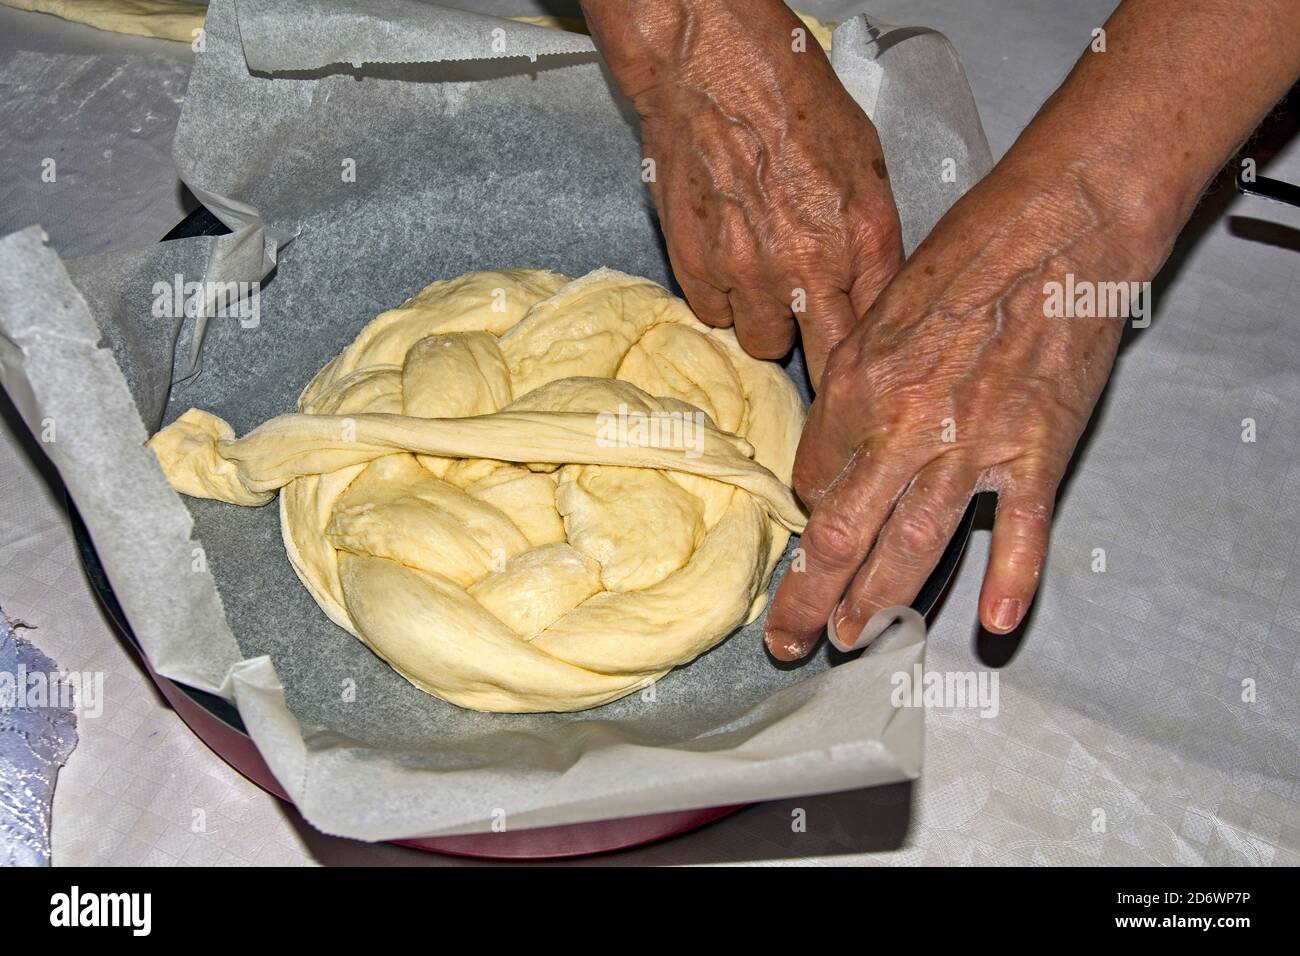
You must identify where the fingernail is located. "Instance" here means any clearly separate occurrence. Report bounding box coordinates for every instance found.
[991,598,1022,632]
[828,602,893,652]
[764,624,800,661]
[827,604,855,652]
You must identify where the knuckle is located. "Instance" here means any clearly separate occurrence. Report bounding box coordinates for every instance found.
[1001,500,1054,536]
[854,204,903,259]
[801,514,863,568]
[890,508,949,557]
[782,588,833,625]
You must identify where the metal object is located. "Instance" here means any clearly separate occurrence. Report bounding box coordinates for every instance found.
[1235,173,1300,208]
[0,609,78,867]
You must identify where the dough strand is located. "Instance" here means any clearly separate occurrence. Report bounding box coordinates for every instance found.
[157,407,807,530]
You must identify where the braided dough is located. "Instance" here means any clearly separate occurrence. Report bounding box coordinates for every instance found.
[148,268,808,712]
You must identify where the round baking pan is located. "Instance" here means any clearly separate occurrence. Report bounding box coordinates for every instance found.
[69,207,976,859]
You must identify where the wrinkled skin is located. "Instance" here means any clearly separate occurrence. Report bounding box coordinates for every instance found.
[763,167,1141,657]
[596,2,904,384]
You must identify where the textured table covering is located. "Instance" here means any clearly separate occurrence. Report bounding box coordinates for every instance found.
[0,0,1297,866]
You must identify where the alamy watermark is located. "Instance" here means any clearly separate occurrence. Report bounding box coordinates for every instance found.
[50,886,150,936]
[151,274,261,328]
[596,403,706,459]
[1043,273,1151,328]
[890,664,999,718]
[0,666,103,718]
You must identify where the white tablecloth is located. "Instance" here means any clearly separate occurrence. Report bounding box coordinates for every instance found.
[1,0,1297,865]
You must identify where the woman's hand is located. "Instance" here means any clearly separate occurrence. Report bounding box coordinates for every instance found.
[582,0,903,384]
[763,164,1158,657]
[759,0,1300,657]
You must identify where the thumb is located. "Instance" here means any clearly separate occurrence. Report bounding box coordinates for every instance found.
[798,288,859,389]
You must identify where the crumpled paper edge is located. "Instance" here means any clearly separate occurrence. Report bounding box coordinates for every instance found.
[227,622,925,840]
[0,227,243,696]
[173,191,294,378]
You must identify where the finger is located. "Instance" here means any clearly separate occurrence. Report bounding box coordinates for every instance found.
[677,274,734,329]
[830,456,977,651]
[797,288,859,390]
[728,289,796,359]
[846,218,904,320]
[765,446,910,661]
[789,339,872,508]
[978,459,1058,634]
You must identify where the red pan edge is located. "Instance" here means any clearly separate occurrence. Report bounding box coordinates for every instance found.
[135,644,743,860]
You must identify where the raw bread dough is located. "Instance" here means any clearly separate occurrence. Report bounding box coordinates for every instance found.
[0,0,206,42]
[149,269,808,712]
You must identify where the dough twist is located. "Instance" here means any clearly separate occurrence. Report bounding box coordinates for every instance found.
[149,268,808,712]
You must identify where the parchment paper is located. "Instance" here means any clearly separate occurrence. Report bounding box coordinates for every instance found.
[0,0,992,840]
